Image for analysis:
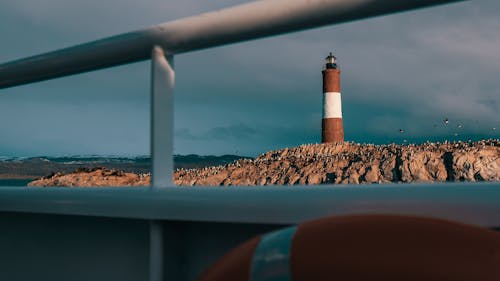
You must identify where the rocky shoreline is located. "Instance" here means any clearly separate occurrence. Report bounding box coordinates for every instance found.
[29,140,499,187]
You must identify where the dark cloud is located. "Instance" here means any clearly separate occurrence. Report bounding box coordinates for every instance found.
[175,121,318,156]
[177,123,256,141]
[0,0,498,156]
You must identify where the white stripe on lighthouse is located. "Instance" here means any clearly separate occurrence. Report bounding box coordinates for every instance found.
[323,92,342,118]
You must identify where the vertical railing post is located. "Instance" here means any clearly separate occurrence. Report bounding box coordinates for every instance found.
[150,46,175,188]
[150,46,175,281]
[150,221,164,281]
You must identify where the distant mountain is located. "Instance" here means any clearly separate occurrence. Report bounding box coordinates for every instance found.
[0,155,249,180]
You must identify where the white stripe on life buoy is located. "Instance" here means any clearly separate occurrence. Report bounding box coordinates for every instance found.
[251,226,297,281]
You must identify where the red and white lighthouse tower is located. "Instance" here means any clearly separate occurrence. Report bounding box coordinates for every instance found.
[322,52,344,143]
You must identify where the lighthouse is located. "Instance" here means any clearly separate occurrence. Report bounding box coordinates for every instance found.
[322,52,344,143]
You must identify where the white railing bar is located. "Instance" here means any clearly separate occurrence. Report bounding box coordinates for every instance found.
[150,47,174,188]
[0,0,466,89]
[149,46,174,281]
[0,183,499,227]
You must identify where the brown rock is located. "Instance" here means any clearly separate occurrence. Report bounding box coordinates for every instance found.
[453,146,500,182]
[29,140,499,187]
[28,168,149,187]
[364,165,381,183]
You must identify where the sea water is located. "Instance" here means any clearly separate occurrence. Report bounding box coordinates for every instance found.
[0,179,32,186]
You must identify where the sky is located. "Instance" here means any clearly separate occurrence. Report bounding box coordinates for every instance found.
[0,0,498,157]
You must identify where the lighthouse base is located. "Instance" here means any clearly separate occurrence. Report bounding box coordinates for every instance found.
[322,118,344,143]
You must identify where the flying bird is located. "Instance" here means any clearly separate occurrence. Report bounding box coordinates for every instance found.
[444,118,449,125]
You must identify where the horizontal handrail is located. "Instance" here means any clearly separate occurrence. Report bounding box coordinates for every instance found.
[0,183,499,227]
[0,0,465,89]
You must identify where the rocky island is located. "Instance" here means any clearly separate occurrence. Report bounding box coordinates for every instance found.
[29,140,499,187]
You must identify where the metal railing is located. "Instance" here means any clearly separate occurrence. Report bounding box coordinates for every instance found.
[3,1,488,281]
[0,0,466,187]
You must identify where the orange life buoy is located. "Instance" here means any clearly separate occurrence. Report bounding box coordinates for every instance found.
[198,215,500,281]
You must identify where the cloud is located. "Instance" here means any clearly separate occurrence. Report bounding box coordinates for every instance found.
[175,120,319,156]
[0,0,498,156]
[177,123,257,141]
